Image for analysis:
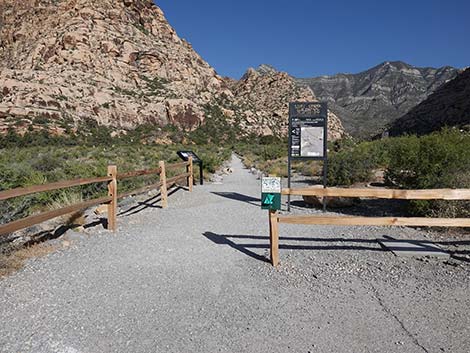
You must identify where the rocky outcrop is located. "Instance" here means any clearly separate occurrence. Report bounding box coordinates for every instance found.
[0,1,347,141]
[297,61,461,137]
[0,0,231,132]
[387,68,470,136]
[231,65,346,140]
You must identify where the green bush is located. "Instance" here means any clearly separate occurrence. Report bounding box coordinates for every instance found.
[0,144,231,224]
[385,129,470,217]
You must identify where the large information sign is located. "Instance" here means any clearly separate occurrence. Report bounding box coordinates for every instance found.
[289,102,328,159]
[287,102,329,212]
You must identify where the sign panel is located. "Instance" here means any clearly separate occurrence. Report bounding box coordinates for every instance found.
[177,150,204,185]
[177,151,201,163]
[261,177,282,210]
[289,102,328,159]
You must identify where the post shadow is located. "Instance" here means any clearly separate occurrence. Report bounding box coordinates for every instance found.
[203,232,269,263]
[211,192,260,207]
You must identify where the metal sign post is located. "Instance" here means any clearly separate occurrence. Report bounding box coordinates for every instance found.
[288,102,329,212]
[177,151,204,185]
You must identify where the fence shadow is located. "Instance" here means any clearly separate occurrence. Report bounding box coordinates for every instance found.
[202,232,470,264]
[119,186,184,217]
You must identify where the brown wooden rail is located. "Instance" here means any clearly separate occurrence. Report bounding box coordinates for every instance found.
[166,161,190,170]
[268,187,470,266]
[281,187,470,200]
[0,158,194,237]
[0,176,113,201]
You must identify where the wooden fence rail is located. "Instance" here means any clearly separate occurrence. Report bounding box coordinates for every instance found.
[269,187,470,266]
[0,157,193,237]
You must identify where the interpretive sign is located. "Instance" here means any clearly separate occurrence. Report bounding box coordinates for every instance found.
[261,177,281,211]
[177,151,201,163]
[289,102,328,159]
[177,150,204,185]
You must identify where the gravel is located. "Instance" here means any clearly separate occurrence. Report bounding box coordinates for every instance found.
[0,155,469,353]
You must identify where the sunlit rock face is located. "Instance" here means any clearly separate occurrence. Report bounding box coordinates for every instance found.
[0,0,231,132]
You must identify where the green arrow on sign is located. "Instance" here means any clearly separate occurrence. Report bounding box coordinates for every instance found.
[264,194,274,205]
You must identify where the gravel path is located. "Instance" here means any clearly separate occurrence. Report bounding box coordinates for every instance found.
[1,155,469,353]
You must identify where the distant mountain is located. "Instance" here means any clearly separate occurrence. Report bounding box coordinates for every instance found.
[229,65,346,139]
[388,68,470,136]
[297,61,461,137]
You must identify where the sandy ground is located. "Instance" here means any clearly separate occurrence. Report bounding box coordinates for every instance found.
[0,155,469,353]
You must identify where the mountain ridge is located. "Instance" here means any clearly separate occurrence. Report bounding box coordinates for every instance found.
[388,68,470,136]
[296,61,461,136]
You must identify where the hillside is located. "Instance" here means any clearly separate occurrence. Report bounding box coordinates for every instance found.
[297,61,460,137]
[388,68,470,136]
[0,1,346,141]
[0,0,231,134]
[230,65,345,139]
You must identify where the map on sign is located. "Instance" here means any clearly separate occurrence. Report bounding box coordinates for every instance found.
[261,177,281,193]
[301,126,324,157]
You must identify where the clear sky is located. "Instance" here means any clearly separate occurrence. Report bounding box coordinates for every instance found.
[156,0,470,79]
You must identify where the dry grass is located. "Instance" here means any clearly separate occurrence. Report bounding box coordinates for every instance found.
[0,243,58,278]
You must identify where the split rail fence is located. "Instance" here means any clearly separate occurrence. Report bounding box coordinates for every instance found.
[0,157,194,237]
[268,187,470,266]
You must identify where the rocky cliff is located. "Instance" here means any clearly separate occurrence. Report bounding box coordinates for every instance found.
[231,65,346,140]
[297,61,460,137]
[387,68,470,136]
[0,1,346,141]
[0,0,231,134]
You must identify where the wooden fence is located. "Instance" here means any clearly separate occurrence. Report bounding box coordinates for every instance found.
[268,187,470,266]
[0,157,194,237]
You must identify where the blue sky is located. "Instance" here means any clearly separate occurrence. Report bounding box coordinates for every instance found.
[157,0,470,79]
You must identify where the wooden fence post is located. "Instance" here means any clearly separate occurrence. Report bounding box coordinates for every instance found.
[269,210,279,266]
[107,165,117,232]
[159,160,168,208]
[187,156,194,192]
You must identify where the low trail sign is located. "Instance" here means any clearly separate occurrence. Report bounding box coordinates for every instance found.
[261,177,281,211]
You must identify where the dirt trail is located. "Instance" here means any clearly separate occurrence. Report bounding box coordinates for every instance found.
[0,155,469,353]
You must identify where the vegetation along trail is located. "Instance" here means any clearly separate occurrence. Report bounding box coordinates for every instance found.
[0,155,469,353]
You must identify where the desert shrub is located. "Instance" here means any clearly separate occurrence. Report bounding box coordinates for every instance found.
[0,143,231,225]
[327,139,390,186]
[385,129,470,217]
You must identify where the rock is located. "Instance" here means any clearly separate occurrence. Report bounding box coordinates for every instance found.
[94,204,108,215]
[302,196,359,208]
[0,0,225,132]
[302,186,359,208]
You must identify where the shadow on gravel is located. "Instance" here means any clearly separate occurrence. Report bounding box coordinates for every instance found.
[203,232,470,263]
[119,186,184,217]
[203,232,269,263]
[211,192,260,207]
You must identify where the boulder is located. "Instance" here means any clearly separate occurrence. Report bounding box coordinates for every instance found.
[302,186,359,208]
